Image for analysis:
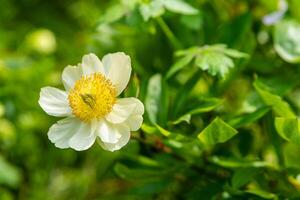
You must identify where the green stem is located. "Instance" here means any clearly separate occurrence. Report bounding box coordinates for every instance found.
[156,17,182,50]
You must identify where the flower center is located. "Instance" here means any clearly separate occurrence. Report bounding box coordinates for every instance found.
[68,73,116,122]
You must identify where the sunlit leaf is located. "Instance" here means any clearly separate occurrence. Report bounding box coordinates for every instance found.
[163,0,198,15]
[171,114,191,125]
[246,188,278,199]
[198,117,238,145]
[210,156,270,168]
[275,117,300,145]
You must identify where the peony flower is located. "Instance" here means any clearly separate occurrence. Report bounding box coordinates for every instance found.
[39,53,144,151]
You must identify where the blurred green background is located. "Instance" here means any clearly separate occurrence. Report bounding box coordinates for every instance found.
[2,0,300,199]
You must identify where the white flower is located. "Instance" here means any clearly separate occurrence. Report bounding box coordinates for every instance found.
[39,52,144,151]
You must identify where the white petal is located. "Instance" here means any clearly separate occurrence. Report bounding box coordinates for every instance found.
[105,98,144,124]
[62,65,82,91]
[125,115,143,131]
[39,87,72,117]
[68,121,97,151]
[105,98,135,124]
[96,120,122,143]
[97,124,130,152]
[130,98,144,115]
[102,52,131,95]
[82,53,105,75]
[48,117,80,149]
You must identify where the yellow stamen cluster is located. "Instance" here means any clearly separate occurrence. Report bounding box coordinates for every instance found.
[68,73,116,122]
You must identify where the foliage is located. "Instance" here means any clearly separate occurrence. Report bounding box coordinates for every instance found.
[2,0,300,199]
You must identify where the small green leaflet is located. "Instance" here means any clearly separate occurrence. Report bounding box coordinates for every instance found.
[198,117,238,145]
[167,44,248,78]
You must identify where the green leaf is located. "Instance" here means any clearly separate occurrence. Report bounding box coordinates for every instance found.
[98,4,127,24]
[180,13,203,30]
[186,98,223,115]
[210,156,270,168]
[195,45,247,78]
[139,0,198,21]
[114,163,166,181]
[283,142,300,169]
[0,155,21,188]
[228,107,270,128]
[166,54,194,79]
[173,44,248,78]
[156,124,171,137]
[254,79,295,118]
[195,51,234,77]
[246,188,278,199]
[172,70,202,116]
[198,117,238,145]
[274,19,300,63]
[223,48,249,58]
[171,114,191,125]
[231,168,260,189]
[173,98,223,125]
[139,0,164,21]
[145,74,162,124]
[163,0,198,15]
[275,117,300,145]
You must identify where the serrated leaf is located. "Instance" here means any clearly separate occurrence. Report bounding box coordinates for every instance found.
[198,117,238,145]
[254,79,295,118]
[275,117,300,145]
[274,19,300,63]
[173,44,247,78]
[163,0,198,15]
[195,51,234,77]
